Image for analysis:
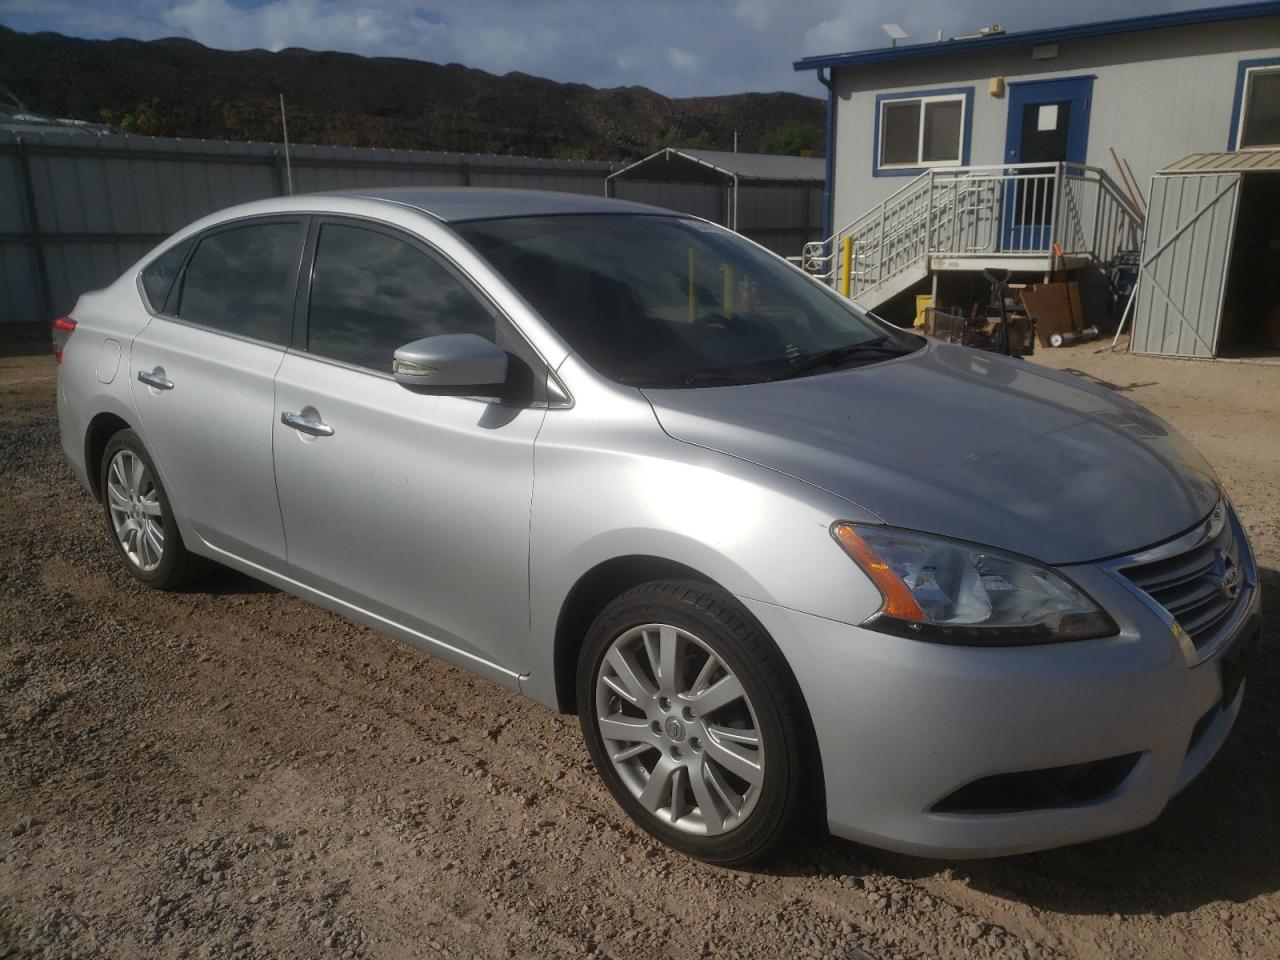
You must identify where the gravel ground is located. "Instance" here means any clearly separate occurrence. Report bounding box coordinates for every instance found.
[1,344,1278,960]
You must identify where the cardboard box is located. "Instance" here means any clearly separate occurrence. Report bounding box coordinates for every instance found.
[1020,281,1084,347]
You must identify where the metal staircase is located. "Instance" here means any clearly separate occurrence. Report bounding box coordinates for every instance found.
[802,162,1143,311]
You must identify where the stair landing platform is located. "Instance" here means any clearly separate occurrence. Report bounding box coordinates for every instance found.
[928,253,1092,274]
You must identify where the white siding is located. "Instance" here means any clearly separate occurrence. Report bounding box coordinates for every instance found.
[827,17,1280,236]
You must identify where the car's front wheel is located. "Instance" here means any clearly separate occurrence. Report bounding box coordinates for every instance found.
[577,580,810,864]
[100,429,206,589]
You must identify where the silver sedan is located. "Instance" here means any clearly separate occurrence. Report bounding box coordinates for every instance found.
[55,188,1261,864]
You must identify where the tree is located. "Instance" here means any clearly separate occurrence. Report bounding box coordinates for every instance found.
[646,125,716,153]
[100,99,164,135]
[759,119,820,156]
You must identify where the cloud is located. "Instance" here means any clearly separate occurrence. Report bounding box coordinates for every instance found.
[667,47,696,73]
[162,0,426,57]
[0,0,1250,98]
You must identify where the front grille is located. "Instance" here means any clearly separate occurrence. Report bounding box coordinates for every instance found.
[1117,506,1243,652]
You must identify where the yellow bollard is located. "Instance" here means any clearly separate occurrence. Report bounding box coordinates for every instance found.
[840,236,853,298]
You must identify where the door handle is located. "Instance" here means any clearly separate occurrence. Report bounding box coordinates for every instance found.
[281,411,334,437]
[137,368,174,390]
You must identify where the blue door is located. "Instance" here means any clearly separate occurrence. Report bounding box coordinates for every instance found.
[1001,76,1093,251]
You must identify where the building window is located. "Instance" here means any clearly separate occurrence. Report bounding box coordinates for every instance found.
[874,88,972,175]
[1238,64,1280,149]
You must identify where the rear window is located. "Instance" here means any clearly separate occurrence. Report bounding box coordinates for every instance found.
[175,221,303,344]
[139,238,193,314]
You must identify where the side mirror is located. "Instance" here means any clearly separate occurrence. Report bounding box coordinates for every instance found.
[392,333,508,391]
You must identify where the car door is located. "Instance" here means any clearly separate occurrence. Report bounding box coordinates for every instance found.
[130,216,306,571]
[272,217,547,676]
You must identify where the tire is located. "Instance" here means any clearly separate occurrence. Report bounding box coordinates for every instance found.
[577,579,811,864]
[99,428,207,590]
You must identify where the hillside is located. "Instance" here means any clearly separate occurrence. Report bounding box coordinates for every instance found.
[0,27,824,160]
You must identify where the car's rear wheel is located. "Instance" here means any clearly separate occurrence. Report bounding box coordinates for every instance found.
[100,429,206,589]
[577,579,809,864]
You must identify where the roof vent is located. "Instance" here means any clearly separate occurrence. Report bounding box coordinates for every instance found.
[953,23,1005,41]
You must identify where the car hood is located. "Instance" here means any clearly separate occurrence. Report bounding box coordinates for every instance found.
[642,341,1220,564]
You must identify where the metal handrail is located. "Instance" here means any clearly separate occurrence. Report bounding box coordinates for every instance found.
[803,162,1144,300]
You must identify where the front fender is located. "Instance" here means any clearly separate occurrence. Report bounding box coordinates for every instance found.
[523,384,883,709]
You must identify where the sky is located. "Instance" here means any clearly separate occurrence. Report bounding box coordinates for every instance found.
[0,0,1252,98]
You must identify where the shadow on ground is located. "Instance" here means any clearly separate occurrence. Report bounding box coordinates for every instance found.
[767,565,1279,918]
[196,564,279,596]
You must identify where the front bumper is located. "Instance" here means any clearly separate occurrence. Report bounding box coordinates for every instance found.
[741,531,1261,859]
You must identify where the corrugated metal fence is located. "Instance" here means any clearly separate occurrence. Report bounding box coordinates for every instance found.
[0,131,615,332]
[1,131,825,334]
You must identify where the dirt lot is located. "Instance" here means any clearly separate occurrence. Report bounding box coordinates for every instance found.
[2,344,1278,960]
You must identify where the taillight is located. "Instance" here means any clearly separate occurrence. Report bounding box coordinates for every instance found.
[51,317,76,364]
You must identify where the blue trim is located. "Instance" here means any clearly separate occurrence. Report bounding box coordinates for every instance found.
[871,86,974,177]
[1002,77,1094,250]
[820,68,835,242]
[794,2,1280,72]
[1002,76,1094,164]
[1228,56,1280,149]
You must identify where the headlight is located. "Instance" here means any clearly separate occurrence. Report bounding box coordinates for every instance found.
[832,523,1116,645]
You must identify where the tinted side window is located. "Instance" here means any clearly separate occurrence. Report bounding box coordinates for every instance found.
[176,222,301,344]
[140,238,193,314]
[307,223,495,371]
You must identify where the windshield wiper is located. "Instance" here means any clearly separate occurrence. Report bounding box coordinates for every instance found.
[618,371,755,388]
[765,338,909,382]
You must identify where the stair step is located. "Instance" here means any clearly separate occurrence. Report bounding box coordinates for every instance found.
[852,258,930,311]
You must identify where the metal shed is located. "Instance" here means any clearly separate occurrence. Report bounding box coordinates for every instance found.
[605,148,825,256]
[1131,149,1280,358]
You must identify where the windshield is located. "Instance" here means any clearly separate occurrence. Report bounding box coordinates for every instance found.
[453,214,921,387]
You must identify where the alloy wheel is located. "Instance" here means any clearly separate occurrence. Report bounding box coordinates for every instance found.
[106,449,165,572]
[594,622,764,836]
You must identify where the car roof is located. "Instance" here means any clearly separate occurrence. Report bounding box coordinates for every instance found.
[323,186,670,223]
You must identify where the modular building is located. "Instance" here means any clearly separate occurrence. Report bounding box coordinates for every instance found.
[793,1,1280,357]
